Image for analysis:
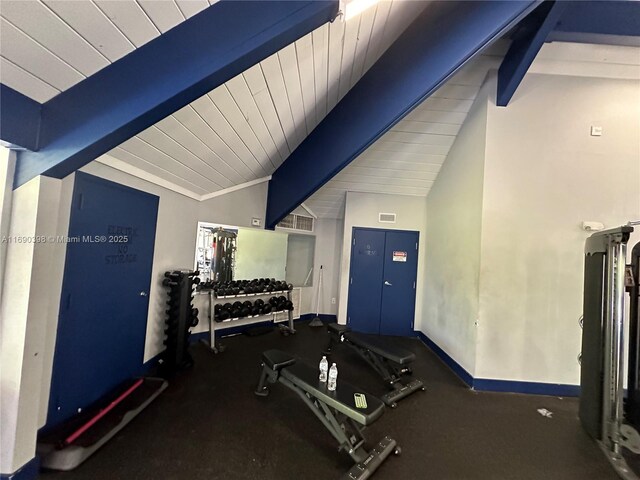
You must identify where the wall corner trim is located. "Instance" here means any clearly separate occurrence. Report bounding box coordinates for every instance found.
[0,456,40,480]
[200,176,272,201]
[414,331,580,397]
[95,155,272,203]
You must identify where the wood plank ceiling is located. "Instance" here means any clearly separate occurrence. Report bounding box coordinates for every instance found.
[0,0,431,202]
[4,2,637,219]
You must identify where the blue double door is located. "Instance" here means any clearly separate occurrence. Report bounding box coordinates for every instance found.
[347,228,419,336]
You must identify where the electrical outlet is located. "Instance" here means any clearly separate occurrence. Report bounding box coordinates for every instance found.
[331,297,336,305]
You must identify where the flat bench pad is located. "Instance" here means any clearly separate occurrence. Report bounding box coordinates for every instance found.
[328,323,350,335]
[281,361,384,426]
[262,349,297,370]
[345,332,415,366]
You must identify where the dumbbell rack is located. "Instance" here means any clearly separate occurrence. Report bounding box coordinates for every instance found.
[204,289,295,354]
[162,270,199,373]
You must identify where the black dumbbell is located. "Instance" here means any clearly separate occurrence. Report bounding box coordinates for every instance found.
[261,303,273,315]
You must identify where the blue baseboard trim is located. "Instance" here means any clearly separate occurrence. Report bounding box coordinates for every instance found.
[1,456,40,480]
[299,313,337,323]
[472,378,580,397]
[413,331,580,397]
[413,331,473,387]
[189,314,338,344]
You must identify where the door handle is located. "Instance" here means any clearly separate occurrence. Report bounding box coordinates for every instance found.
[384,281,392,286]
[139,291,148,297]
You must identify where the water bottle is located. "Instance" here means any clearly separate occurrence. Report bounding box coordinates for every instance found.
[319,356,328,382]
[328,363,338,391]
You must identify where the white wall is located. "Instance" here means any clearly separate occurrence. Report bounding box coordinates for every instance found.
[422,80,489,376]
[338,191,427,327]
[474,72,640,384]
[1,176,63,473]
[0,148,16,305]
[309,217,343,316]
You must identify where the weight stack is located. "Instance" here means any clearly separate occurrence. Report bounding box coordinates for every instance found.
[161,270,200,375]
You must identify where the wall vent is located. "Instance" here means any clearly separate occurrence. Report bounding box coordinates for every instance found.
[379,213,396,223]
[277,213,314,232]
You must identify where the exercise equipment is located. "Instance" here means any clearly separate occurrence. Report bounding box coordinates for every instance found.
[205,281,296,353]
[37,377,167,470]
[198,277,294,295]
[326,324,425,407]
[254,350,400,479]
[627,239,640,428]
[579,225,640,479]
[162,269,199,373]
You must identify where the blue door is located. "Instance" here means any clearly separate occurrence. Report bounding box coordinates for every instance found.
[347,228,419,336]
[347,229,386,334]
[47,172,159,428]
[380,231,419,336]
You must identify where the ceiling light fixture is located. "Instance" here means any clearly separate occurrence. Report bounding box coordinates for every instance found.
[344,0,380,21]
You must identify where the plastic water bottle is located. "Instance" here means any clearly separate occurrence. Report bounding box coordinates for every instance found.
[328,363,338,391]
[319,356,328,382]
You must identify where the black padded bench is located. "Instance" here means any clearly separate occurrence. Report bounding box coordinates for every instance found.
[255,350,400,479]
[326,323,425,407]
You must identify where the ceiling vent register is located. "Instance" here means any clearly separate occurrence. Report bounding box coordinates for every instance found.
[277,213,314,232]
[379,213,396,223]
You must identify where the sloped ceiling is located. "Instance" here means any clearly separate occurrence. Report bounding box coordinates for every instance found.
[1,0,429,198]
[2,1,638,218]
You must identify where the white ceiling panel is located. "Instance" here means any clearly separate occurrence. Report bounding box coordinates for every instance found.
[0,56,60,102]
[103,0,430,198]
[0,17,85,90]
[175,0,210,19]
[0,0,196,102]
[1,1,109,74]
[43,0,136,62]
[137,0,185,33]
[93,0,161,47]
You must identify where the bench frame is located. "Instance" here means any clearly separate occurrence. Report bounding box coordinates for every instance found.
[326,325,425,407]
[255,352,399,479]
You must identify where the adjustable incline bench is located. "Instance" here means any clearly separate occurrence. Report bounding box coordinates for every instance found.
[326,324,425,408]
[255,350,400,479]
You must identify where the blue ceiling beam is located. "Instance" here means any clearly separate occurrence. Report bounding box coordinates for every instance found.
[265,0,540,229]
[550,0,640,46]
[10,0,338,188]
[497,1,567,107]
[0,84,41,151]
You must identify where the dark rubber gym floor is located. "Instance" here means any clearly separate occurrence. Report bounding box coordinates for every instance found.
[41,320,622,480]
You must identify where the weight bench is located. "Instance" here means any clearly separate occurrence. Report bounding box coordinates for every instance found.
[255,350,400,479]
[326,324,425,408]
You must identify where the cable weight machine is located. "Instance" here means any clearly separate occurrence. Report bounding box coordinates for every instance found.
[580,225,640,479]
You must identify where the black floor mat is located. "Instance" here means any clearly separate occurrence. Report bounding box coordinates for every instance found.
[39,321,623,480]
